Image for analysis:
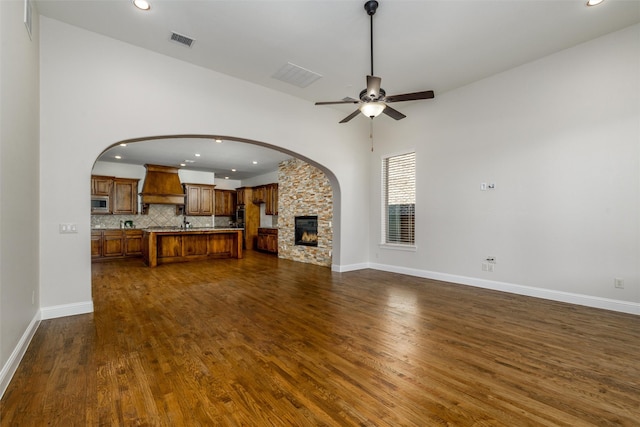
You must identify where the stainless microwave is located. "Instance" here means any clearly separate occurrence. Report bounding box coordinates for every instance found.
[91,195,110,214]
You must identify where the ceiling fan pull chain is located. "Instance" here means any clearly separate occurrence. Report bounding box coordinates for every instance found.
[370,118,374,151]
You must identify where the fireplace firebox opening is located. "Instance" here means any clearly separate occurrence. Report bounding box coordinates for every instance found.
[295,216,318,247]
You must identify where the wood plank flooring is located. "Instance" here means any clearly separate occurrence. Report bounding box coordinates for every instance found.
[1,251,639,426]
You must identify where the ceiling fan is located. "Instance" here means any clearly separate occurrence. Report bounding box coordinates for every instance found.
[315,0,435,123]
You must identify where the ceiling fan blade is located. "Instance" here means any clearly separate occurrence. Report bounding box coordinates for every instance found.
[315,99,359,106]
[382,105,406,120]
[385,90,435,103]
[366,75,382,99]
[339,109,362,123]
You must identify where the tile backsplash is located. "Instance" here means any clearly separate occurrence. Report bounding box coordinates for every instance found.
[91,204,231,229]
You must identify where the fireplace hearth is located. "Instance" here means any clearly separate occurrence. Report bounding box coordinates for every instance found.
[295,216,318,247]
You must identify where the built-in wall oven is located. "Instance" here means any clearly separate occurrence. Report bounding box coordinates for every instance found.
[235,205,245,226]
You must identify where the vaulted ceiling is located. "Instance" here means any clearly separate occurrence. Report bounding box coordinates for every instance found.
[38,0,640,176]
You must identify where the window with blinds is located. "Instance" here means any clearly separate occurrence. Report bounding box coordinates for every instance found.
[382,152,415,245]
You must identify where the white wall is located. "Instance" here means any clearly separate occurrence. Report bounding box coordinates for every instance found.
[370,24,640,314]
[214,178,241,190]
[242,170,279,188]
[0,0,40,394]
[38,17,370,313]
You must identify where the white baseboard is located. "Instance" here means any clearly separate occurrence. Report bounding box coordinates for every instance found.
[40,300,94,320]
[332,262,370,272]
[0,311,41,399]
[367,262,639,315]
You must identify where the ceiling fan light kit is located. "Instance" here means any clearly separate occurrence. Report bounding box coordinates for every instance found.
[360,102,386,118]
[315,0,435,123]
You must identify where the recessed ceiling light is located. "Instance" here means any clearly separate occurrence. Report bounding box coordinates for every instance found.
[231,169,236,172]
[119,143,127,147]
[195,153,201,157]
[180,163,186,167]
[215,139,223,143]
[184,159,195,163]
[114,155,122,159]
[252,161,258,165]
[586,0,604,6]
[224,177,229,180]
[133,0,151,11]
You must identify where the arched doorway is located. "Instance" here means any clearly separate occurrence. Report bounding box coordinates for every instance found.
[90,135,341,268]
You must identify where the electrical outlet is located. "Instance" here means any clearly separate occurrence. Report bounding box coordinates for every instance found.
[480,182,487,191]
[614,278,624,289]
[488,264,494,272]
[482,263,488,271]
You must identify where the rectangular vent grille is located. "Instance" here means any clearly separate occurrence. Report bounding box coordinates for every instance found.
[170,32,195,48]
[272,62,322,88]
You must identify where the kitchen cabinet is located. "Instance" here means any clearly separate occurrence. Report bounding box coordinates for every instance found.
[252,185,267,204]
[236,187,247,205]
[112,178,139,215]
[142,229,243,267]
[257,228,278,254]
[183,183,215,216]
[91,175,113,196]
[215,189,237,216]
[265,183,278,215]
[91,231,102,258]
[250,184,278,215]
[124,230,143,256]
[103,230,125,257]
[91,229,143,261]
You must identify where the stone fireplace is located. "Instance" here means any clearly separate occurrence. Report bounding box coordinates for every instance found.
[278,158,332,267]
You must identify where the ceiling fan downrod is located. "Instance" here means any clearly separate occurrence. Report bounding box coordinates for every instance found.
[365,0,379,76]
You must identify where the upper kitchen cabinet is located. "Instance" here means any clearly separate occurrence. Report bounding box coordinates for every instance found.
[265,183,278,215]
[252,185,267,204]
[235,187,247,206]
[183,183,215,216]
[112,178,139,215]
[91,175,113,196]
[215,189,237,216]
[249,183,278,214]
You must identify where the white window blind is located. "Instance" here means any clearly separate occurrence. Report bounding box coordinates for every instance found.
[382,152,415,245]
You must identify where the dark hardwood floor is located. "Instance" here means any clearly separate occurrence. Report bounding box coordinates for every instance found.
[2,251,639,426]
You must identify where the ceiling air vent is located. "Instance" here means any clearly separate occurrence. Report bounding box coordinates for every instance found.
[272,62,322,88]
[170,31,195,48]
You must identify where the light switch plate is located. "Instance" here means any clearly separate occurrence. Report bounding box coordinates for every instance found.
[59,223,78,234]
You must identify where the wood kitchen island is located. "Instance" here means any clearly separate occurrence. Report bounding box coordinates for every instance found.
[142,228,243,267]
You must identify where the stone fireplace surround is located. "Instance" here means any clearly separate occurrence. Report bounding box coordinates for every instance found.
[277,158,333,267]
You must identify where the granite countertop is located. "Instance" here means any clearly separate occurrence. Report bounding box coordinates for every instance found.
[143,226,244,232]
[93,226,244,231]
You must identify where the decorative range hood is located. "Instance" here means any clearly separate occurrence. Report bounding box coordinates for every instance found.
[139,164,185,214]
